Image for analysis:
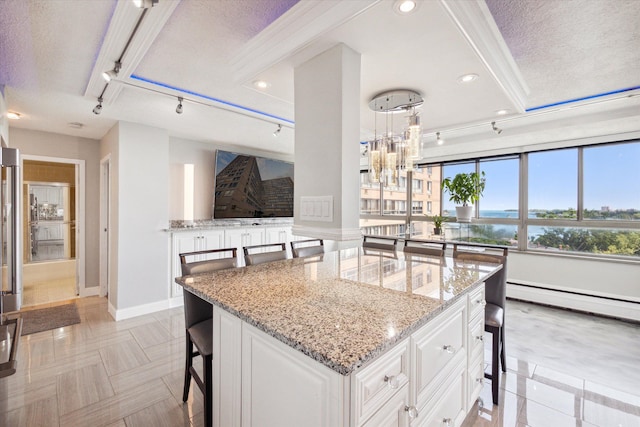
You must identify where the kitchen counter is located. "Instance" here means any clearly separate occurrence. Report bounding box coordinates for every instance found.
[176,247,501,375]
[167,218,293,232]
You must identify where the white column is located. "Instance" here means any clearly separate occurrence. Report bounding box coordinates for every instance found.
[292,43,361,242]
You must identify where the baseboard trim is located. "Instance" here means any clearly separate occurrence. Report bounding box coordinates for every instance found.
[111,299,172,321]
[169,296,183,308]
[507,282,640,322]
[79,286,100,298]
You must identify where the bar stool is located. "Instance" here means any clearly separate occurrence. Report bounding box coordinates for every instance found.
[362,235,398,251]
[179,247,237,427]
[453,243,508,405]
[403,238,447,256]
[291,239,324,258]
[243,242,287,266]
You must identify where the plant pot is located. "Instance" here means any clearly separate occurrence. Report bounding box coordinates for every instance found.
[455,206,473,223]
[433,227,442,235]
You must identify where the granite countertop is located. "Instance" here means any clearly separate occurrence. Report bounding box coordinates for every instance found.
[167,218,294,231]
[176,248,501,375]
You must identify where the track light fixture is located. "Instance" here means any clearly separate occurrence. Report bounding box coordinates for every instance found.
[176,97,183,114]
[132,0,158,8]
[273,124,282,137]
[491,121,502,135]
[102,61,122,82]
[93,97,103,115]
[436,132,444,145]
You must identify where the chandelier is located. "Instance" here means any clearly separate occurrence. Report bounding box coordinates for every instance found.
[367,90,423,187]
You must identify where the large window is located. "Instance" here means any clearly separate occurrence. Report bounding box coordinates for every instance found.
[528,149,578,219]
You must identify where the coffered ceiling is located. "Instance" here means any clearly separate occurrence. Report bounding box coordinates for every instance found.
[1,0,638,155]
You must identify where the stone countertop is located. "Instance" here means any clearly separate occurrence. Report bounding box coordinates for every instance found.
[176,248,501,375]
[166,219,293,232]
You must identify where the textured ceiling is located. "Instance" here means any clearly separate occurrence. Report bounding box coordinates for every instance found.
[0,0,638,154]
[486,0,640,108]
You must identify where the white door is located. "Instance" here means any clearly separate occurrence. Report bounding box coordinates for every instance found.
[100,156,110,298]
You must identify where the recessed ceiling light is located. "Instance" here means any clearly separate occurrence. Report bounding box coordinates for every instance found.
[68,122,84,129]
[495,109,509,115]
[7,112,21,120]
[253,80,270,90]
[457,73,479,84]
[395,0,417,13]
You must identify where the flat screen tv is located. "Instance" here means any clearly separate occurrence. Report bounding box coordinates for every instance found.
[213,150,294,219]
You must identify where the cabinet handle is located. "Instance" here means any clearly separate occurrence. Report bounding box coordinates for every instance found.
[475,335,484,342]
[383,375,399,390]
[442,418,452,426]
[476,299,486,306]
[442,345,455,354]
[476,377,484,384]
[404,405,419,419]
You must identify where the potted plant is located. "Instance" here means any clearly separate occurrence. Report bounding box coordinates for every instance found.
[441,171,486,222]
[432,215,445,235]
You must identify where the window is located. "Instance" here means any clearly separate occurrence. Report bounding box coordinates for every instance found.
[583,142,640,221]
[528,149,577,219]
[480,157,519,218]
[441,163,474,218]
[412,201,423,214]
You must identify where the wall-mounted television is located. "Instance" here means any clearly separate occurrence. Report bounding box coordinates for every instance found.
[213,150,294,219]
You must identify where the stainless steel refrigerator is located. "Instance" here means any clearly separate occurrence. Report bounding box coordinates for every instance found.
[0,146,22,378]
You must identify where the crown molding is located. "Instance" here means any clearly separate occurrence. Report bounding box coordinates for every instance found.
[440,0,530,113]
[84,0,180,103]
[230,0,380,85]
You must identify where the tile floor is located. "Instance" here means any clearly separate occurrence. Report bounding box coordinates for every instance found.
[0,297,638,427]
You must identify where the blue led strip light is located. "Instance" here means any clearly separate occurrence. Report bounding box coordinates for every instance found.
[526,86,640,112]
[129,74,295,125]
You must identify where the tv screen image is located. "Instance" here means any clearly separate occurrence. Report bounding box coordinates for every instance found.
[213,150,294,219]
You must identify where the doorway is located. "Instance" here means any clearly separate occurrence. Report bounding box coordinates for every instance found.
[21,157,84,307]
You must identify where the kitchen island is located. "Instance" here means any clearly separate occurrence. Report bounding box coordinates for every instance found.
[176,247,501,427]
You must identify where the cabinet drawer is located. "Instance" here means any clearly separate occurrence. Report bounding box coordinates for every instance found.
[467,354,484,409]
[467,313,484,364]
[412,364,466,427]
[361,384,410,427]
[412,298,466,407]
[354,339,410,426]
[467,285,485,322]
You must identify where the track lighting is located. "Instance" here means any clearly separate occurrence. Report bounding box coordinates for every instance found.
[132,0,158,8]
[93,97,103,115]
[436,132,444,145]
[491,121,502,135]
[273,124,282,137]
[102,61,121,82]
[176,97,183,114]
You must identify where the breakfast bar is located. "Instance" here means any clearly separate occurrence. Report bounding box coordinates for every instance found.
[176,247,502,427]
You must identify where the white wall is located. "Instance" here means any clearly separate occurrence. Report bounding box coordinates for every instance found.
[112,122,169,312]
[9,127,101,289]
[101,124,120,308]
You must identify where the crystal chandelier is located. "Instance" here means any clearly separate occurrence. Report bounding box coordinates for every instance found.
[367,90,423,187]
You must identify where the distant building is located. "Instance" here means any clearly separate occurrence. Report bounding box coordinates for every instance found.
[601,206,611,212]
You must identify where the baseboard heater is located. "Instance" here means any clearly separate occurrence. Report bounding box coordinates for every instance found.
[507,281,640,323]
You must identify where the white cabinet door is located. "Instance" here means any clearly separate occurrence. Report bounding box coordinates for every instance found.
[241,322,343,427]
[201,229,226,253]
[225,227,265,267]
[265,226,292,257]
[171,232,199,297]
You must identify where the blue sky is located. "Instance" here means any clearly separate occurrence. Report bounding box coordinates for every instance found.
[441,142,640,211]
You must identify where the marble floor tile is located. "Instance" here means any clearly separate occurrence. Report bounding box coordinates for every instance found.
[124,397,194,427]
[502,372,582,419]
[99,338,150,376]
[56,362,115,415]
[0,395,59,427]
[129,320,174,349]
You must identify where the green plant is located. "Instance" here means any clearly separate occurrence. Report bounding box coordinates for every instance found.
[432,215,445,229]
[441,171,486,206]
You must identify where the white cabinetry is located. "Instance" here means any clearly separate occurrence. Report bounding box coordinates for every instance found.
[171,229,225,297]
[466,286,485,408]
[210,285,485,427]
[265,226,294,257]
[224,227,265,267]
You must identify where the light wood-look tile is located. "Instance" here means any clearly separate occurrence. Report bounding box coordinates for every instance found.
[0,379,56,414]
[59,378,172,427]
[56,363,115,415]
[99,338,149,376]
[109,357,182,394]
[0,396,59,427]
[124,397,193,427]
[129,321,173,349]
[162,368,204,418]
